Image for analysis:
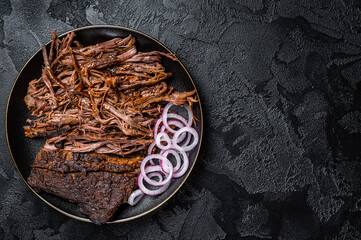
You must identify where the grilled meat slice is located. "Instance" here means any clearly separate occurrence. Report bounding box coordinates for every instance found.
[27,147,141,224]
[28,168,138,224]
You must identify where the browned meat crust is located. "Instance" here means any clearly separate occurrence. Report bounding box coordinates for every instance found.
[28,168,137,225]
[28,148,140,224]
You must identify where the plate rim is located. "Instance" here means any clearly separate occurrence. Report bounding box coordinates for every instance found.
[5,24,203,224]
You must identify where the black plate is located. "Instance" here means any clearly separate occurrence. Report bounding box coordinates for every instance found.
[6,25,203,223]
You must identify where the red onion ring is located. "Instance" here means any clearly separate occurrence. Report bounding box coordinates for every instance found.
[160,120,184,132]
[167,113,188,125]
[161,148,189,178]
[153,118,163,137]
[140,155,173,186]
[147,141,157,156]
[131,103,198,205]
[172,126,199,151]
[178,131,191,148]
[138,165,171,196]
[160,120,188,143]
[161,149,181,173]
[148,171,163,182]
[162,103,192,133]
[171,148,189,178]
[155,132,172,150]
[128,189,144,206]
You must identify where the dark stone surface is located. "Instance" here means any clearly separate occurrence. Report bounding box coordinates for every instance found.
[1,0,361,239]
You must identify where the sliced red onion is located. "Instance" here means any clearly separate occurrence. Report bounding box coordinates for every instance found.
[128,189,144,206]
[172,126,199,151]
[140,155,173,186]
[155,132,171,150]
[148,171,163,182]
[160,120,187,143]
[148,141,157,165]
[167,113,188,125]
[147,141,157,156]
[160,120,184,132]
[154,118,163,137]
[170,148,189,178]
[178,131,191,148]
[131,103,198,205]
[138,165,171,196]
[162,103,174,133]
[162,103,192,134]
[161,149,181,173]
[161,148,189,178]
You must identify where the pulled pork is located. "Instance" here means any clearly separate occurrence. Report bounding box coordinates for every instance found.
[24,31,197,156]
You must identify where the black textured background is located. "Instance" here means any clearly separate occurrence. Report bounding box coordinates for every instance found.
[1,0,361,239]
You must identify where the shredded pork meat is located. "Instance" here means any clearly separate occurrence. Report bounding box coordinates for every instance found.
[24,31,197,156]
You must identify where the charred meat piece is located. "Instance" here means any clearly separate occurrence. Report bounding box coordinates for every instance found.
[28,147,141,224]
[28,169,138,224]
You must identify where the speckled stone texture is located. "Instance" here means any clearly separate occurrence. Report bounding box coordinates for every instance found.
[1,0,361,239]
